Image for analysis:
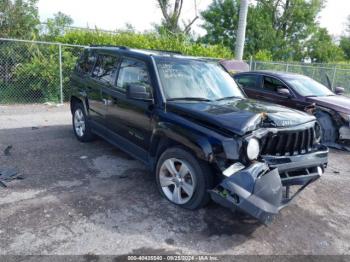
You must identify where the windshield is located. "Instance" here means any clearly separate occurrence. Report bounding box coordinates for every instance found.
[155,58,244,101]
[284,76,334,97]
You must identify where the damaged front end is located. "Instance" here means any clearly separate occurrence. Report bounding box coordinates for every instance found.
[210,113,328,224]
[210,163,282,224]
[210,160,324,224]
[302,104,350,150]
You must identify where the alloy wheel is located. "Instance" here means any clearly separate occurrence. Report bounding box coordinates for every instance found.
[159,158,196,205]
[74,109,86,137]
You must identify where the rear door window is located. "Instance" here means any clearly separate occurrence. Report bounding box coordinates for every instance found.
[116,58,151,93]
[235,75,259,89]
[92,54,119,86]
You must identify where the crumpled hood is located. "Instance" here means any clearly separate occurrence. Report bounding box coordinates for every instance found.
[167,98,315,135]
[307,95,350,114]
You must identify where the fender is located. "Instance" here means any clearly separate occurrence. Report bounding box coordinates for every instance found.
[150,123,214,162]
[149,113,242,165]
[70,78,90,116]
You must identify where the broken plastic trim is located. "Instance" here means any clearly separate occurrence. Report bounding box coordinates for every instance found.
[210,162,321,224]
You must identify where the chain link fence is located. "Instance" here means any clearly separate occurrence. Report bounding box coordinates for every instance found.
[1,38,350,104]
[0,38,85,104]
[251,61,350,95]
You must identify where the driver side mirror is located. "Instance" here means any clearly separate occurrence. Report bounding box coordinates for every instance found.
[277,87,291,97]
[126,83,152,101]
[335,86,345,94]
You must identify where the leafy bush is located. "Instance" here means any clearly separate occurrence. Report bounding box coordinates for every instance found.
[1,31,233,103]
[254,50,272,61]
[0,43,78,103]
[56,30,233,58]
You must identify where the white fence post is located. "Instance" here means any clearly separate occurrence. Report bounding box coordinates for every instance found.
[58,43,63,104]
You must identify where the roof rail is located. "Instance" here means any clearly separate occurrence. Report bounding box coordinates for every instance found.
[89,45,129,50]
[142,48,182,55]
[88,45,182,55]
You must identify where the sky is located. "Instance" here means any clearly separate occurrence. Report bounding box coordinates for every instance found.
[38,0,350,37]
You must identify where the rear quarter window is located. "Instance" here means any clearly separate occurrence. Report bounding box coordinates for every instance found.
[75,49,96,75]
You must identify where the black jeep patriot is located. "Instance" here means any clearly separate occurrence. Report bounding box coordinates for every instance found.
[70,46,328,223]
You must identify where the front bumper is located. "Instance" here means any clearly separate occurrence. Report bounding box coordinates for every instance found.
[263,144,328,174]
[210,147,328,224]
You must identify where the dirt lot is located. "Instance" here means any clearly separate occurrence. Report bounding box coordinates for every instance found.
[0,104,349,256]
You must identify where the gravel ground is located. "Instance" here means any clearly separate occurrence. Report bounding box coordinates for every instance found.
[0,104,349,256]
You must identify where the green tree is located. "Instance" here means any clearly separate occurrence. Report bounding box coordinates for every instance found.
[201,0,240,50]
[156,0,198,35]
[0,0,39,38]
[340,37,350,60]
[340,15,350,60]
[306,28,345,62]
[201,0,325,61]
[43,11,73,39]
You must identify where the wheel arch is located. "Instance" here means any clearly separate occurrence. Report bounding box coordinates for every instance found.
[315,106,342,127]
[149,128,214,171]
[70,95,88,116]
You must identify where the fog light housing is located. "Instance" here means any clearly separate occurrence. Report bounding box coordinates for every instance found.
[247,138,260,160]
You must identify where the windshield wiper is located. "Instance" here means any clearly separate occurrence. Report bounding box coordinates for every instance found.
[167,97,213,102]
[215,96,241,101]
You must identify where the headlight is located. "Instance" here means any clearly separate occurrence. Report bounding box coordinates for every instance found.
[246,138,260,160]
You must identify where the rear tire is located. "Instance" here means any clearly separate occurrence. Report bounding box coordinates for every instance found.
[315,111,337,143]
[155,147,213,210]
[72,103,95,142]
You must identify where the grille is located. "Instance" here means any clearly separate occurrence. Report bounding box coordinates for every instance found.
[260,127,315,156]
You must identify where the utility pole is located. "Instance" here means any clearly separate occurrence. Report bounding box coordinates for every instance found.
[235,0,249,60]
[0,12,4,26]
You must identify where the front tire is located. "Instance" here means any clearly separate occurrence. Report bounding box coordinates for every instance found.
[155,147,213,210]
[72,103,95,142]
[315,111,337,143]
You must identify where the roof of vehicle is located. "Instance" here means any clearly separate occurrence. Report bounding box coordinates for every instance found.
[234,70,306,79]
[87,45,219,62]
